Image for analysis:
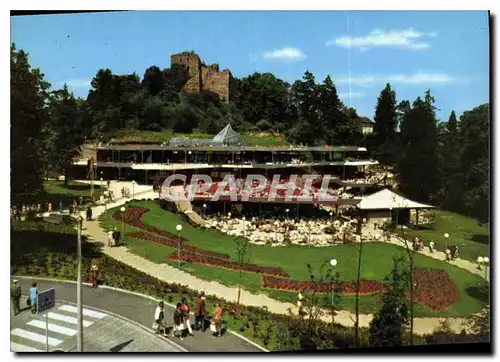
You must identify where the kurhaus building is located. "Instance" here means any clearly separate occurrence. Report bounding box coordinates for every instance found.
[71,125,387,206]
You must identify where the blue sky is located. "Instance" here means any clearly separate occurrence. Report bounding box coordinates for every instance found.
[11,11,489,120]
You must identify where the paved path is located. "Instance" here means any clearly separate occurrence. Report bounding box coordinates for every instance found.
[10,278,261,352]
[80,196,481,335]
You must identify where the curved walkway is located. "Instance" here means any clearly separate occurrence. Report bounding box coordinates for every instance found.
[10,277,262,352]
[83,199,476,335]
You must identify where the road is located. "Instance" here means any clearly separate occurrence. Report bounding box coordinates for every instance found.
[10,277,262,352]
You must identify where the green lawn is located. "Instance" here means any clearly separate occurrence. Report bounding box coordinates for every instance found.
[397,210,490,263]
[15,180,104,209]
[100,200,487,317]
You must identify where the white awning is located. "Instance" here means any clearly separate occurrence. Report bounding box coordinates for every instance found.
[357,188,435,210]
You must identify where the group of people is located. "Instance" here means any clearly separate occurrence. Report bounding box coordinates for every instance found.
[121,187,131,198]
[153,292,224,340]
[107,228,121,247]
[446,244,460,261]
[10,280,38,315]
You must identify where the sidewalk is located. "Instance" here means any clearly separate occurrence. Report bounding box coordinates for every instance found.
[82,211,473,335]
[10,277,261,352]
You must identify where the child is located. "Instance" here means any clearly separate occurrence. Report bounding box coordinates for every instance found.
[172,303,185,340]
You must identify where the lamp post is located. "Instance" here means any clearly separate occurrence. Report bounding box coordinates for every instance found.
[132,180,136,201]
[329,211,333,222]
[100,177,103,195]
[70,214,84,352]
[329,258,338,308]
[444,233,449,253]
[476,256,489,281]
[176,224,183,268]
[242,216,246,237]
[202,203,207,218]
[103,191,108,217]
[228,212,231,220]
[483,257,489,281]
[120,206,126,243]
[285,208,289,220]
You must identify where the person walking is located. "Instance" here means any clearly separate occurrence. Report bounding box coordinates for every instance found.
[107,230,114,247]
[181,297,194,336]
[153,301,167,335]
[29,282,38,314]
[195,291,206,331]
[11,280,21,315]
[212,303,223,337]
[90,262,99,288]
[86,206,92,221]
[172,303,184,340]
[112,228,121,247]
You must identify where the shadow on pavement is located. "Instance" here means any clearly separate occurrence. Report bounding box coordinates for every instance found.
[109,339,134,352]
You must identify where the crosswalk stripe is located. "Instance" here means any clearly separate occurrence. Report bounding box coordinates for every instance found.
[10,341,43,352]
[58,305,107,319]
[47,312,93,327]
[11,328,62,347]
[27,320,77,337]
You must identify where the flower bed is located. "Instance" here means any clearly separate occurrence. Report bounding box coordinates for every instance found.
[168,251,289,278]
[411,268,460,311]
[127,231,230,260]
[113,207,188,242]
[261,276,388,296]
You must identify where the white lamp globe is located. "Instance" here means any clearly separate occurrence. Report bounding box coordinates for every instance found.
[176,224,183,232]
[203,203,207,208]
[444,233,449,238]
[362,218,367,224]
[329,212,333,216]
[330,259,338,267]
[242,216,246,221]
[228,212,232,217]
[286,209,289,213]
[120,207,126,212]
[477,256,484,264]
[483,257,489,264]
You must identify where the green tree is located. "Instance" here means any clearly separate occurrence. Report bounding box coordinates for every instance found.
[374,83,398,164]
[436,110,462,210]
[369,256,409,347]
[458,104,490,222]
[398,90,439,203]
[45,85,86,184]
[287,71,319,145]
[234,73,290,129]
[11,43,50,201]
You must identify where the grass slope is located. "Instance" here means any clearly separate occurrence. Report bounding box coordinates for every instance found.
[398,210,489,263]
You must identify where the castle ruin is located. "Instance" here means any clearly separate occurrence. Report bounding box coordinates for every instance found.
[170,51,235,102]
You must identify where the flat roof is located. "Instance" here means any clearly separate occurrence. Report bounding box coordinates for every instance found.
[83,144,368,152]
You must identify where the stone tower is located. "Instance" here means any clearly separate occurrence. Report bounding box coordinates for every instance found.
[170,51,234,102]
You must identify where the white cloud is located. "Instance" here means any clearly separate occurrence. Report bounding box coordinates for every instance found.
[327,28,437,50]
[338,91,365,99]
[332,72,456,86]
[262,47,307,61]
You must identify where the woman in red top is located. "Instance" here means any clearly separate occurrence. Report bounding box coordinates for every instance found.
[181,298,194,336]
